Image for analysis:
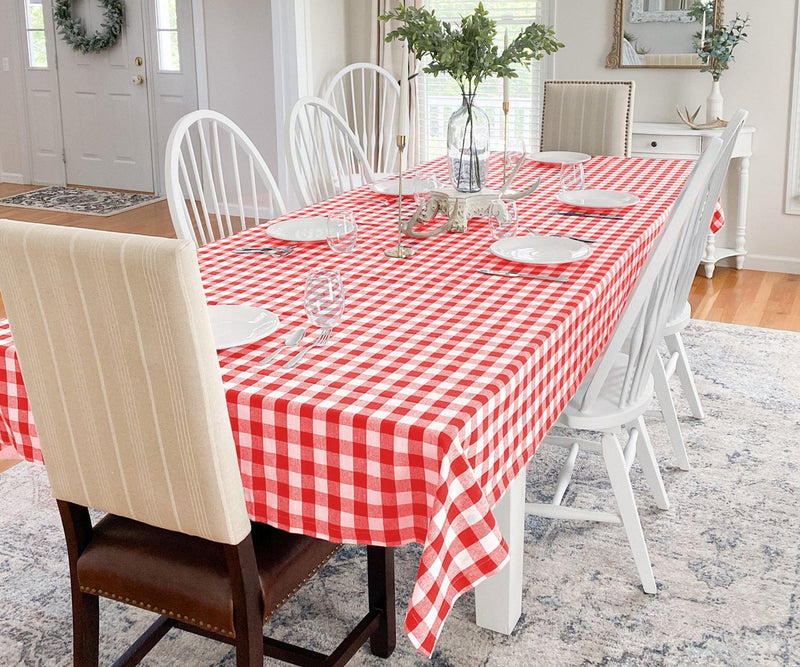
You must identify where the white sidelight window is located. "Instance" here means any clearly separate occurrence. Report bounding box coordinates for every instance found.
[24,0,48,68]
[155,0,181,72]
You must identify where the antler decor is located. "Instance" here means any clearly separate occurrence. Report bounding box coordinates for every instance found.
[676,106,728,130]
[400,152,540,238]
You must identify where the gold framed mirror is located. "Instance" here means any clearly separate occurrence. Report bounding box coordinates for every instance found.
[607,0,724,69]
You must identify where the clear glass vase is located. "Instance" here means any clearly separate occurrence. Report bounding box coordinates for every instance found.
[447,94,490,193]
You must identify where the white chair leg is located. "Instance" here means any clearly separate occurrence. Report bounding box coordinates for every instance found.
[601,432,657,595]
[652,355,691,471]
[628,417,670,510]
[665,331,704,420]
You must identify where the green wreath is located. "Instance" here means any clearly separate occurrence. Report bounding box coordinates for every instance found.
[53,0,125,54]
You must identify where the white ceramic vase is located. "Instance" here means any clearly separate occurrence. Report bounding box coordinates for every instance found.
[706,80,723,122]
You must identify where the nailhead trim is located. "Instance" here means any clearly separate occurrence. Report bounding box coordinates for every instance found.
[79,586,235,637]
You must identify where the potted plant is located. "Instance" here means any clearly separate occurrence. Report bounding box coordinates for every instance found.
[379,3,562,193]
[691,3,750,122]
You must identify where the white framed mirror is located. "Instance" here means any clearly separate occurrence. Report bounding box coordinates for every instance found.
[607,0,724,69]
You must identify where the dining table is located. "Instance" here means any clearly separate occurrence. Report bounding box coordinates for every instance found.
[0,153,723,657]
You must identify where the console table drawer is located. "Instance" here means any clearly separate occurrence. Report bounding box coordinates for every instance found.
[632,133,702,156]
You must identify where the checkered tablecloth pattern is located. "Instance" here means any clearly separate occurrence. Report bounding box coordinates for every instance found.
[0,155,721,656]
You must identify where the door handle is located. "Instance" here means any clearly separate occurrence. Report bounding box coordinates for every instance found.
[131,74,145,85]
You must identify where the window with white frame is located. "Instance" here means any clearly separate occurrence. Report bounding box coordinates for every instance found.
[24,0,48,68]
[155,0,181,72]
[417,0,554,161]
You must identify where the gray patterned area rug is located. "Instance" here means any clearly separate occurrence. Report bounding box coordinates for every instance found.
[0,320,797,666]
[0,186,163,216]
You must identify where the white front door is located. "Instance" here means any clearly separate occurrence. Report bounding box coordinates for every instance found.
[55,0,154,191]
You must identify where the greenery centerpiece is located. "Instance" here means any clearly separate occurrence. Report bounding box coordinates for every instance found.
[690,3,750,121]
[379,3,562,193]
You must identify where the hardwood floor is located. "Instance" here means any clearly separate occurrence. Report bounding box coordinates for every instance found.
[2,181,799,330]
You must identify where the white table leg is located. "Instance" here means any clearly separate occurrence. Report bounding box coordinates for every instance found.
[474,469,526,634]
[702,230,716,278]
[735,155,750,269]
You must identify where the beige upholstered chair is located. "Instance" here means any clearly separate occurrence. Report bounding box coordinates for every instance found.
[0,220,394,666]
[540,80,636,157]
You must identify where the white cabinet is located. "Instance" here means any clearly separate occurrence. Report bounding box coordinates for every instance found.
[632,122,755,278]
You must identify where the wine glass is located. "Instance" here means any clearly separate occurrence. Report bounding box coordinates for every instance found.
[326,210,357,253]
[559,161,586,192]
[488,199,518,240]
[413,177,439,214]
[304,269,345,332]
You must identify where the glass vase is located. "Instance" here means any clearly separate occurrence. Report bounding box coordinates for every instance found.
[447,94,490,193]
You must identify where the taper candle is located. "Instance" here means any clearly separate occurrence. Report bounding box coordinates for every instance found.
[398,41,409,137]
[502,29,510,104]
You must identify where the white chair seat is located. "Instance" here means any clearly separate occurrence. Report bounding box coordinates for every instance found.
[559,353,655,431]
[664,300,691,336]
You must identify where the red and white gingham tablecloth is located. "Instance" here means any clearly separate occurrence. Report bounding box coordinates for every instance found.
[0,155,722,656]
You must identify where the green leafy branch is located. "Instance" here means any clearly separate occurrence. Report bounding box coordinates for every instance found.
[694,13,750,81]
[379,2,563,97]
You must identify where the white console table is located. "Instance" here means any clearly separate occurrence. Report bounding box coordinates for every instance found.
[632,122,755,278]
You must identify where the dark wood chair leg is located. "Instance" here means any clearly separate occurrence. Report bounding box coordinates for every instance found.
[226,537,265,667]
[367,546,396,658]
[72,590,99,666]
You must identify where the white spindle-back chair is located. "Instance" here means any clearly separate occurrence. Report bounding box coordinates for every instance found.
[165,110,286,247]
[651,111,748,467]
[286,96,375,207]
[323,63,400,176]
[525,136,724,594]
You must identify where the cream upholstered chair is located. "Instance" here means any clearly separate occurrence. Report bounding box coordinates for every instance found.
[540,80,635,157]
[650,109,748,469]
[165,109,286,247]
[0,221,394,666]
[323,63,400,176]
[287,96,375,207]
[525,137,723,594]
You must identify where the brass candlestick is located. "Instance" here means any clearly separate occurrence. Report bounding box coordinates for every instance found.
[384,135,416,259]
[502,100,510,185]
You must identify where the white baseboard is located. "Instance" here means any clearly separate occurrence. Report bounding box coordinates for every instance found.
[737,253,800,275]
[1,172,25,184]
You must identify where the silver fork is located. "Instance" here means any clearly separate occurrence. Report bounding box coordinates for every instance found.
[283,328,332,369]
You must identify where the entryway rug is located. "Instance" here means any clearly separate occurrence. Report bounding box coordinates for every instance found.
[0,320,797,665]
[0,186,164,216]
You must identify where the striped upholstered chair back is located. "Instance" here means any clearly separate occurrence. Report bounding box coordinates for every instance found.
[0,221,251,545]
[540,80,635,157]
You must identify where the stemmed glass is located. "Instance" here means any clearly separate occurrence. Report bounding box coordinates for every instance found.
[327,210,357,253]
[285,269,344,369]
[488,199,519,239]
[559,161,586,192]
[304,269,345,332]
[413,177,439,214]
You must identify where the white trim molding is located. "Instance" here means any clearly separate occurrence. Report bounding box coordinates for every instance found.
[785,5,800,214]
[1,172,26,184]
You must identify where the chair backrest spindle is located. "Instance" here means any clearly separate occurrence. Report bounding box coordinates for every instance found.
[166,110,286,246]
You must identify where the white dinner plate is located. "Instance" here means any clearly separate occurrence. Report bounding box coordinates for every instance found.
[490,235,592,265]
[208,305,279,350]
[557,189,640,209]
[267,216,329,242]
[371,178,434,196]
[528,151,592,165]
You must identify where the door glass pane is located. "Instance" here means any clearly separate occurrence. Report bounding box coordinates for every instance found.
[28,30,48,68]
[27,0,45,29]
[157,30,180,72]
[155,0,178,30]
